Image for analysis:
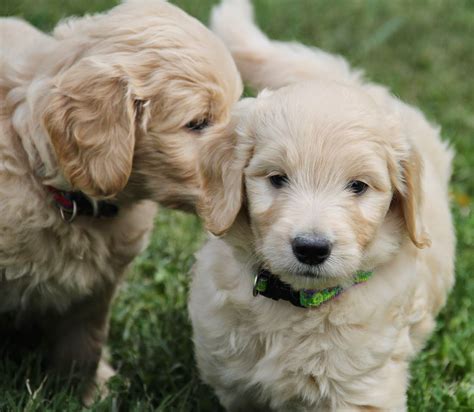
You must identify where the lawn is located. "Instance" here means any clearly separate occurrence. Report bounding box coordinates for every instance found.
[1,0,473,410]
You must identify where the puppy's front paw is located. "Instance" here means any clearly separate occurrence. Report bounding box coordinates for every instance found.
[81,359,116,407]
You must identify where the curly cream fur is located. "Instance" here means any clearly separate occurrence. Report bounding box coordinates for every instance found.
[0,0,241,404]
[189,1,455,410]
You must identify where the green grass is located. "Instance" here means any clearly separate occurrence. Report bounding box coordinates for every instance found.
[1,0,473,410]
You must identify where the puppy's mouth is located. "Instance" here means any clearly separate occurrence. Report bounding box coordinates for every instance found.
[294,267,325,278]
[259,261,336,290]
[276,261,328,278]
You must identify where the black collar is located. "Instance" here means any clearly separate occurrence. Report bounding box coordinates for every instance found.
[253,269,304,307]
[253,268,373,309]
[46,186,119,222]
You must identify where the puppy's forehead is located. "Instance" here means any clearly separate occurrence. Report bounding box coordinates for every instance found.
[248,81,387,161]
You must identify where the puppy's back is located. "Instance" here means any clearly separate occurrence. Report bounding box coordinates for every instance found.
[0,18,56,90]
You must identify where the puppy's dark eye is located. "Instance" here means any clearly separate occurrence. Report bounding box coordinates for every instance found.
[186,119,210,132]
[269,174,289,189]
[346,180,368,195]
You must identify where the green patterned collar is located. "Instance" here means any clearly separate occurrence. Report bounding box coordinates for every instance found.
[253,269,373,308]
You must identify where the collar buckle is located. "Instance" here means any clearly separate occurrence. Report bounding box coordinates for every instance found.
[253,273,259,296]
[58,200,78,223]
[253,270,269,296]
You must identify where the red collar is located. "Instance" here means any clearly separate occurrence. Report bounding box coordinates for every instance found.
[46,186,119,222]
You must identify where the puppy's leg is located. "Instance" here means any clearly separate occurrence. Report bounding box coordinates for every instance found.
[43,285,117,406]
[211,0,362,90]
[336,359,409,412]
[217,387,267,412]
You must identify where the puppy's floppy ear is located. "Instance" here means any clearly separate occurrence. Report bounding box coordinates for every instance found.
[388,139,431,249]
[197,102,254,236]
[43,56,147,198]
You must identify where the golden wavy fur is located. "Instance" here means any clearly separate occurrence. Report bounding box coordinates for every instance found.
[0,0,241,404]
[189,1,455,410]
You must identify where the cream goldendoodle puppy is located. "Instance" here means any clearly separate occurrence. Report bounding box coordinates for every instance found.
[189,1,455,410]
[0,0,241,403]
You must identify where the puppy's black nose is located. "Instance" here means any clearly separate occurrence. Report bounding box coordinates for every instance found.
[291,235,332,265]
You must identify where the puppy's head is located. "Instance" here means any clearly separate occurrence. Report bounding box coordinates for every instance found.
[42,0,242,210]
[199,81,430,288]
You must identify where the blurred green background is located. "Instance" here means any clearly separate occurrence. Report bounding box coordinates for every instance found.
[1,0,473,410]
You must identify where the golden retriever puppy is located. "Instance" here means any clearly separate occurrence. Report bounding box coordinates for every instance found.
[0,0,241,404]
[188,1,455,410]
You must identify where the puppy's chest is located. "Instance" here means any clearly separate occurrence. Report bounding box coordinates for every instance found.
[0,218,125,314]
[230,303,400,396]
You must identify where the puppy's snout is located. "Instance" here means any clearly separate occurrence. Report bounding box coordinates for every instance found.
[291,235,332,265]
